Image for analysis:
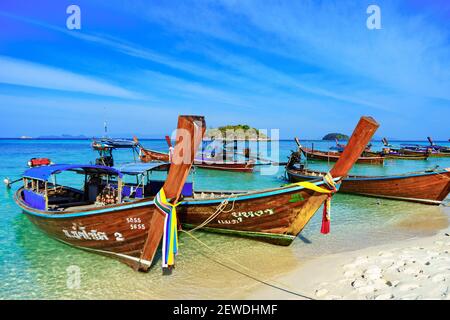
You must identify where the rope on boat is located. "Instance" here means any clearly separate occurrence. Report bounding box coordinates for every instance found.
[180,230,315,300]
[181,194,315,299]
[186,196,237,233]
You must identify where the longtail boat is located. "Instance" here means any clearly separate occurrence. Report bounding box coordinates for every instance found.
[364,150,429,160]
[401,148,450,158]
[176,116,379,244]
[91,137,140,167]
[285,156,450,205]
[329,138,346,152]
[13,115,205,272]
[426,137,450,153]
[332,138,425,160]
[382,137,443,159]
[330,139,372,153]
[399,137,450,158]
[92,137,137,150]
[300,146,385,165]
[134,137,255,172]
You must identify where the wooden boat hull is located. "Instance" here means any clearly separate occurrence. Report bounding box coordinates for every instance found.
[140,148,255,172]
[301,148,384,165]
[195,160,254,172]
[15,188,162,271]
[16,183,330,254]
[178,183,331,245]
[364,151,428,160]
[401,148,450,158]
[286,168,450,205]
[427,152,450,158]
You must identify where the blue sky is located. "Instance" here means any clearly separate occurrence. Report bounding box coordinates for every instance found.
[0,0,449,139]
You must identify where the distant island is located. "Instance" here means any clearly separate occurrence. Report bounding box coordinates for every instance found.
[15,134,91,140]
[36,134,88,139]
[205,125,269,141]
[322,133,349,141]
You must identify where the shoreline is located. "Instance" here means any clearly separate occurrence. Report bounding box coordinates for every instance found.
[243,223,450,300]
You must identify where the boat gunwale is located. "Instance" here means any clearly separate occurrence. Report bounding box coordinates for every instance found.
[286,167,450,205]
[301,147,385,161]
[143,148,255,166]
[14,177,340,217]
[286,167,450,181]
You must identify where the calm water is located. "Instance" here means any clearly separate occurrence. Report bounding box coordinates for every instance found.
[0,139,449,299]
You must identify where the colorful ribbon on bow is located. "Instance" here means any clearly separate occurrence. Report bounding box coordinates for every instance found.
[289,172,338,234]
[154,188,180,269]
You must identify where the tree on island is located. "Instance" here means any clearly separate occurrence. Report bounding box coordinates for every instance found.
[205,124,269,140]
[322,133,349,141]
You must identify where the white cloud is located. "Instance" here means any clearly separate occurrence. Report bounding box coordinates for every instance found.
[0,55,138,99]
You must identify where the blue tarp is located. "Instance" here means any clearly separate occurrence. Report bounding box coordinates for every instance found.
[23,164,123,181]
[92,138,137,149]
[23,189,46,210]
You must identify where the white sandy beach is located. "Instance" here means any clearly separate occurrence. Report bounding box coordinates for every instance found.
[246,225,450,300]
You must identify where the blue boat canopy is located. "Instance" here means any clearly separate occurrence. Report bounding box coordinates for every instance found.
[113,162,170,175]
[92,138,137,149]
[23,164,123,181]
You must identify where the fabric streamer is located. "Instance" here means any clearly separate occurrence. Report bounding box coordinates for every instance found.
[154,188,180,268]
[289,172,338,234]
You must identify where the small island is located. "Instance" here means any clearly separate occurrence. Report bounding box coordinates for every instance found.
[36,134,89,140]
[322,133,349,141]
[205,124,269,141]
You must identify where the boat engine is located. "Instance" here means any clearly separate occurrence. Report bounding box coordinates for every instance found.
[95,156,114,167]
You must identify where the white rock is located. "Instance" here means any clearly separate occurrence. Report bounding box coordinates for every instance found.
[399,294,420,300]
[351,279,366,289]
[431,274,446,283]
[315,288,328,297]
[365,265,382,275]
[397,266,406,273]
[343,263,357,270]
[357,285,375,295]
[403,267,421,275]
[380,259,394,267]
[386,265,399,272]
[325,295,342,300]
[426,250,439,257]
[391,280,400,287]
[375,293,393,300]
[365,273,382,280]
[379,251,393,258]
[398,283,420,292]
[354,256,369,265]
[344,270,357,278]
[373,279,389,290]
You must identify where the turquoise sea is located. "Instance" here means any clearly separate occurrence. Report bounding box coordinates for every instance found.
[0,139,449,299]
